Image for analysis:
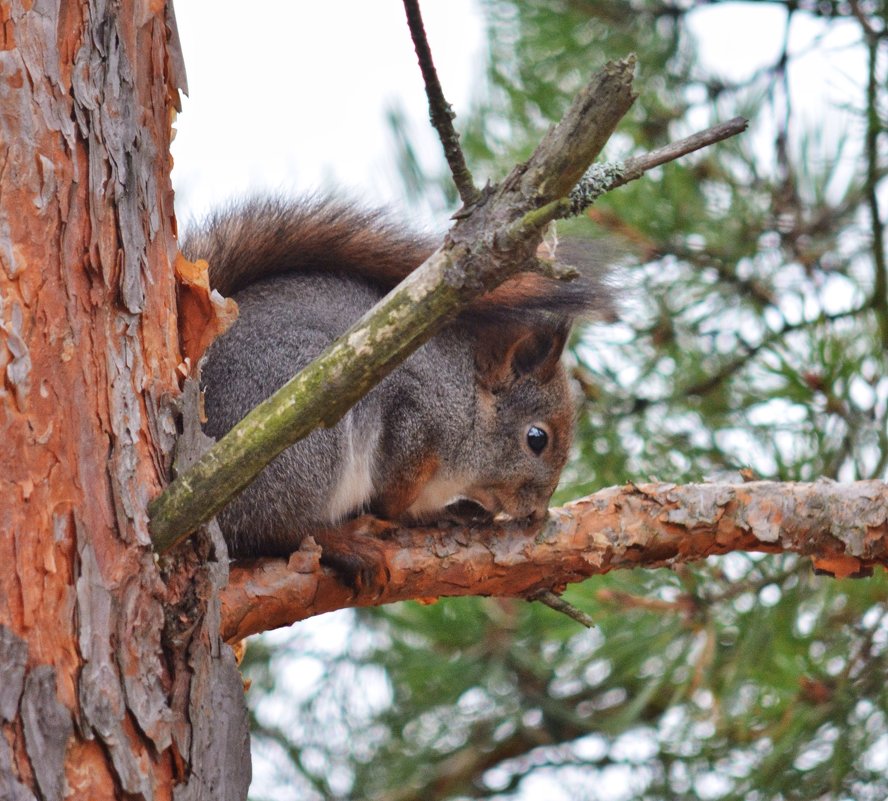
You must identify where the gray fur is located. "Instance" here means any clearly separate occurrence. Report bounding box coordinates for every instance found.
[202,272,481,556]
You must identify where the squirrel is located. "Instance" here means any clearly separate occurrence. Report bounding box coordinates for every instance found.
[182,196,611,583]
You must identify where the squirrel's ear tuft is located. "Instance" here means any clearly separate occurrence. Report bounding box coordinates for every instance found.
[475,323,568,390]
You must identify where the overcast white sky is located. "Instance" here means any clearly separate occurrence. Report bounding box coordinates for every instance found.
[171,0,485,227]
[171,1,865,231]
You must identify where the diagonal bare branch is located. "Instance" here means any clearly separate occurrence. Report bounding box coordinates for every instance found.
[402,0,479,207]
[568,116,749,214]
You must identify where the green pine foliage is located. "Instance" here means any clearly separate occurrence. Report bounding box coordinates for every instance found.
[246,3,888,799]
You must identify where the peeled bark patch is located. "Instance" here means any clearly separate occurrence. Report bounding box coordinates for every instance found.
[0,625,28,722]
[21,666,74,801]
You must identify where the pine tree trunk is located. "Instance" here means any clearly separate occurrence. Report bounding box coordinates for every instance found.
[0,2,250,799]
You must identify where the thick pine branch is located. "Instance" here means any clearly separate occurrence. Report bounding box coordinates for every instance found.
[219,479,888,642]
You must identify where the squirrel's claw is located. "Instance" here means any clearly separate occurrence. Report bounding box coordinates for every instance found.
[314,520,391,599]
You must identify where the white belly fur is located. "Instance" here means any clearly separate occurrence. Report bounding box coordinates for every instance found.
[327,413,378,523]
[405,474,472,518]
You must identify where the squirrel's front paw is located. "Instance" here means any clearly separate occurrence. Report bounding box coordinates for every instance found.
[313,519,391,596]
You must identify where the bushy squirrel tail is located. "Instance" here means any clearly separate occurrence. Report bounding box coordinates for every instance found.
[181,195,615,325]
[181,195,430,297]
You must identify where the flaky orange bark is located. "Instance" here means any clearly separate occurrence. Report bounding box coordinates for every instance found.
[0,3,248,799]
[220,480,888,642]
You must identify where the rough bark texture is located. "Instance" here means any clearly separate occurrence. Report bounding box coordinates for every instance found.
[0,3,248,799]
[220,480,888,642]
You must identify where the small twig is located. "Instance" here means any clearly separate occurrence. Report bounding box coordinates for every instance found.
[568,116,749,216]
[849,0,883,38]
[863,36,888,350]
[402,0,479,207]
[620,116,749,184]
[529,590,596,628]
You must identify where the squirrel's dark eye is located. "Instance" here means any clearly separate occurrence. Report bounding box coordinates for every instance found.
[526,425,548,454]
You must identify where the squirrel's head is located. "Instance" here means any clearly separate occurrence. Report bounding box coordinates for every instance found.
[455,321,577,524]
